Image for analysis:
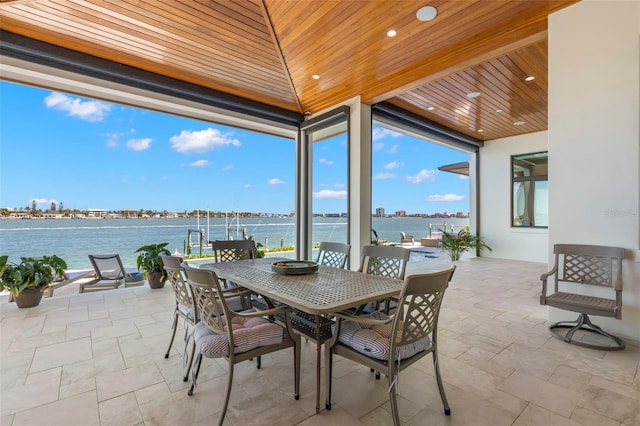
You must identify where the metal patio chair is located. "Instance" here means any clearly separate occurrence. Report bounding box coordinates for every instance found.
[159,254,197,381]
[182,264,301,425]
[80,254,127,293]
[325,267,456,425]
[540,243,626,350]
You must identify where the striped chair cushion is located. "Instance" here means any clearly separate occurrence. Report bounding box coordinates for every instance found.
[337,312,431,361]
[193,311,284,358]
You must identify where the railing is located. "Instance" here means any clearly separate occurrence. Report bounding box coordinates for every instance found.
[428,222,467,237]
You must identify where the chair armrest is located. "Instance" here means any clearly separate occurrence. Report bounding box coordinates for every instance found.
[332,311,394,325]
[540,264,557,303]
[233,305,292,319]
[540,264,557,282]
[219,287,252,297]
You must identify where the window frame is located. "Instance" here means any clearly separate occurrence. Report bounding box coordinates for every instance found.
[511,151,548,228]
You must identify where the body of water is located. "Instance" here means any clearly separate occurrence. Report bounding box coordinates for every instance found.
[0,216,468,269]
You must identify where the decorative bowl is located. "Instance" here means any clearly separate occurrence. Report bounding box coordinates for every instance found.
[271,260,319,275]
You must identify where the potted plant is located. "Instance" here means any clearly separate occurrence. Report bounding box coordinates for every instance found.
[135,242,171,289]
[440,228,492,261]
[0,255,67,308]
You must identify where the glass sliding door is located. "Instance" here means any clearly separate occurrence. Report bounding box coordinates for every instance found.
[299,107,350,260]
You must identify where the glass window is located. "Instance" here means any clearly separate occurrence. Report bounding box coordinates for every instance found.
[512,151,548,227]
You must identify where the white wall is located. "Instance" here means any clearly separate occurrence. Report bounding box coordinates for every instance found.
[548,0,640,341]
[479,131,549,262]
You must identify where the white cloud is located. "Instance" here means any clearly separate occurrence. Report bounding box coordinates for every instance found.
[388,144,399,154]
[407,169,436,183]
[373,173,395,180]
[244,183,252,188]
[189,159,209,167]
[125,138,153,151]
[372,127,402,141]
[318,158,334,165]
[268,178,284,185]
[373,142,385,152]
[333,183,345,189]
[222,164,233,171]
[170,128,241,153]
[44,92,111,122]
[384,161,403,170]
[313,190,347,199]
[105,132,122,148]
[426,193,465,202]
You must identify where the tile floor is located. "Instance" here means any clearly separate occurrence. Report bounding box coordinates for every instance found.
[1,257,638,426]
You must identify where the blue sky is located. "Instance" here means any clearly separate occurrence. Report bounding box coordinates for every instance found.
[0,81,470,215]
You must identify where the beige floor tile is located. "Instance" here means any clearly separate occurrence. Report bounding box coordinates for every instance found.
[0,368,61,416]
[580,384,640,425]
[98,392,143,426]
[570,406,621,426]
[297,404,364,426]
[548,365,593,391]
[512,404,581,426]
[11,390,99,426]
[40,309,89,335]
[500,371,582,418]
[30,337,93,373]
[95,364,165,402]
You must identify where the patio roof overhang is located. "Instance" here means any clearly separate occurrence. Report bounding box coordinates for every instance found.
[0,0,578,141]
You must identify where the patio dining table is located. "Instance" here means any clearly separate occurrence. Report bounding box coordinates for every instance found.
[199,257,404,412]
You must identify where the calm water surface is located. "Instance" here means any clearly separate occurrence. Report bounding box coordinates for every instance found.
[0,217,468,269]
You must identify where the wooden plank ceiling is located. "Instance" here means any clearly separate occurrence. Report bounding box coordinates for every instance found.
[0,0,577,141]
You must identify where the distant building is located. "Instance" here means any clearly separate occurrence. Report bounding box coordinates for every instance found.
[395,210,406,217]
[375,207,385,217]
[86,209,108,218]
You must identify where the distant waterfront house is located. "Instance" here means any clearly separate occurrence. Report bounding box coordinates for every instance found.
[86,209,108,218]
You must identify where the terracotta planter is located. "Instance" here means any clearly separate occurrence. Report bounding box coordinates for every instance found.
[15,287,44,308]
[147,271,166,289]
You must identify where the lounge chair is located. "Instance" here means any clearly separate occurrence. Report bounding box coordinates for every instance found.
[400,232,414,245]
[79,254,128,293]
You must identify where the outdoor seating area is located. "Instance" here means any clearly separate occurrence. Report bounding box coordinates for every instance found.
[1,257,638,425]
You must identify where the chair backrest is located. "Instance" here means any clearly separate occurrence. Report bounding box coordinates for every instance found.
[88,254,126,281]
[160,254,194,309]
[359,245,410,279]
[182,264,234,343]
[210,240,256,263]
[316,241,351,269]
[390,266,455,362]
[552,244,625,291]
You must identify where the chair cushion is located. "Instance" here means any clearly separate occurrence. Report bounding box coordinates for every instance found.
[338,312,431,361]
[177,303,195,321]
[225,295,245,312]
[193,311,284,358]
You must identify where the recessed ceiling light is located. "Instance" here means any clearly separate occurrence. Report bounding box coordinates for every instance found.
[513,121,526,126]
[525,76,535,81]
[478,129,484,133]
[312,74,320,80]
[387,30,397,37]
[416,6,438,21]
[427,106,435,111]
[467,91,481,98]
[496,109,504,113]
